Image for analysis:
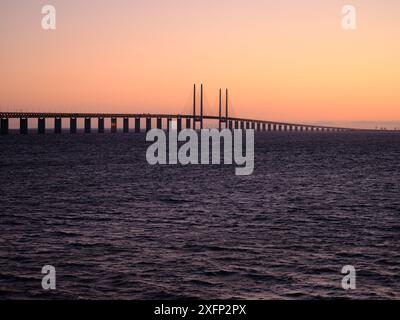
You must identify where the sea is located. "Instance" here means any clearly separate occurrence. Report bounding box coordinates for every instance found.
[0,131,399,299]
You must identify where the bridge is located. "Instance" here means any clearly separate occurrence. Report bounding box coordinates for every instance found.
[0,84,367,135]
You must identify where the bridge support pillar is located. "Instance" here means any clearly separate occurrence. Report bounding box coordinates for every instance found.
[38,117,46,134]
[167,118,172,132]
[228,120,233,130]
[186,118,191,129]
[98,117,104,133]
[110,117,117,133]
[135,117,141,133]
[177,118,182,132]
[70,117,77,134]
[193,117,197,130]
[157,118,162,129]
[1,118,9,135]
[55,117,62,134]
[84,117,91,134]
[20,118,28,134]
[123,117,129,133]
[146,118,152,132]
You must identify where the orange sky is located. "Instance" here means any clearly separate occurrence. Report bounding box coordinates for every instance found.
[0,0,399,127]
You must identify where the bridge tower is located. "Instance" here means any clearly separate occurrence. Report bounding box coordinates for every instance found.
[193,84,196,130]
[219,88,222,130]
[225,88,229,129]
[192,84,204,130]
[200,84,204,129]
[218,88,229,130]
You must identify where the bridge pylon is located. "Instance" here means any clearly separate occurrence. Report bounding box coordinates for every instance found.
[218,88,229,130]
[192,83,204,130]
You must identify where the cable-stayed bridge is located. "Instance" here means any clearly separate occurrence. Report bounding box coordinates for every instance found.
[0,84,381,134]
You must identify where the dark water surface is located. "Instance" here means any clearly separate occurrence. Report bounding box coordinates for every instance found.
[1,132,399,299]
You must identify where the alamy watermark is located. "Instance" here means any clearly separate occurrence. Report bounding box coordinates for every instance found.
[146,128,254,176]
[41,265,56,290]
[41,5,56,30]
[41,4,357,32]
[341,5,357,30]
[341,265,356,290]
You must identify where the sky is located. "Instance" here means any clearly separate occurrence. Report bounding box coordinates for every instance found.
[0,0,399,128]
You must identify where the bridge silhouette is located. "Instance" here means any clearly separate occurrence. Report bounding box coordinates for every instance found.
[0,84,372,135]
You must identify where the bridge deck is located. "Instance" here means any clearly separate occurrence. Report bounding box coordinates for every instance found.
[0,112,360,131]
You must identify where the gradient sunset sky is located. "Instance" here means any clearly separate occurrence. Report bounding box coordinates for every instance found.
[1,0,399,126]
